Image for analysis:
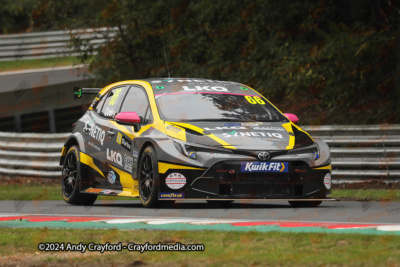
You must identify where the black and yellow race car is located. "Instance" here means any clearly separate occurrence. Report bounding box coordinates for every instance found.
[60,78,332,208]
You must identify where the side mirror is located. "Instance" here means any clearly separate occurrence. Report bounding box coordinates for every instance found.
[115,112,141,132]
[283,113,299,124]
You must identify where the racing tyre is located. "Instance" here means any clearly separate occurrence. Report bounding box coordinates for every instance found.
[61,146,97,205]
[138,146,160,208]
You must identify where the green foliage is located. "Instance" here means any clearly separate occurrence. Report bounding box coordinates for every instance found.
[4,0,400,124]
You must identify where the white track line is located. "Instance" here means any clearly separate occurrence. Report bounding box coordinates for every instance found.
[376,225,400,231]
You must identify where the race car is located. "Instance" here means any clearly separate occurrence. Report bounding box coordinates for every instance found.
[60,78,332,208]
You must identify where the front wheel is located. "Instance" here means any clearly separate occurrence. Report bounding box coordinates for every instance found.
[138,146,160,208]
[61,146,97,205]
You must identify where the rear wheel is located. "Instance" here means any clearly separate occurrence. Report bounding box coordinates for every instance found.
[61,146,97,205]
[138,146,160,208]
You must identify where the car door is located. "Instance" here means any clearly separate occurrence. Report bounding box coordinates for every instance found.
[91,85,128,190]
[111,85,153,191]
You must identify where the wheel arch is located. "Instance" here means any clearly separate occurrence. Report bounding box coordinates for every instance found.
[59,133,86,165]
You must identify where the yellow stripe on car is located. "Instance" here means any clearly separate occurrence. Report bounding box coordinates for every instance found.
[281,122,295,150]
[79,152,104,177]
[158,162,205,174]
[170,122,237,150]
[313,164,332,171]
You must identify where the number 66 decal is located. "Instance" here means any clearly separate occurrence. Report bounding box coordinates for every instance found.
[245,95,266,105]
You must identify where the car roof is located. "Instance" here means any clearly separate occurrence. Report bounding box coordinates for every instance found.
[138,78,262,96]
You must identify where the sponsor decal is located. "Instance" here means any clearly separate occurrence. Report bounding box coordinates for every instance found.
[222,132,283,139]
[324,173,332,190]
[104,107,116,118]
[205,126,247,130]
[314,152,320,160]
[88,141,101,151]
[165,173,186,189]
[102,189,122,195]
[253,127,285,131]
[83,120,105,145]
[166,125,181,133]
[223,123,262,127]
[132,150,139,158]
[241,162,288,172]
[151,79,236,84]
[116,132,122,144]
[90,98,99,108]
[159,192,185,199]
[85,188,103,193]
[124,154,133,172]
[182,86,228,92]
[107,148,123,167]
[210,153,231,157]
[116,133,132,152]
[107,171,116,184]
[187,151,196,159]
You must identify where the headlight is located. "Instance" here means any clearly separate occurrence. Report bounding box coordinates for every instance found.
[288,142,320,160]
[173,140,232,160]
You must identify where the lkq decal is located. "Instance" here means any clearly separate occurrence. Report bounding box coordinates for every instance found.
[116,133,132,152]
[124,154,133,173]
[222,132,283,139]
[182,86,228,92]
[83,120,105,145]
[241,162,288,172]
[107,148,123,167]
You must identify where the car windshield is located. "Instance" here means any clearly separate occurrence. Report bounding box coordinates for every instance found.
[155,92,288,122]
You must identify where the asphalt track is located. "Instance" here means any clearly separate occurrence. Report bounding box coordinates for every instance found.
[0,200,399,224]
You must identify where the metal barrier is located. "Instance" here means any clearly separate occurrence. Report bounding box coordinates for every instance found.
[0,124,399,183]
[0,28,117,61]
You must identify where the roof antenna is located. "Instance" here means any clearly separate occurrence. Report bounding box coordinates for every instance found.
[162,41,170,78]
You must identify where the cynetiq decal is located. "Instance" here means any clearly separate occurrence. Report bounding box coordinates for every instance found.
[159,193,185,199]
[83,120,105,145]
[222,132,283,139]
[241,162,288,172]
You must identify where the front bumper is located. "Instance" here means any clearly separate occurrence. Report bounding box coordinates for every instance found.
[158,160,331,200]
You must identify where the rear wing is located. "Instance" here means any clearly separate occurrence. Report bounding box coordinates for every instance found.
[73,86,102,100]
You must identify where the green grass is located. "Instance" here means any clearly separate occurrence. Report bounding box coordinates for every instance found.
[0,56,82,72]
[0,185,136,201]
[330,189,400,202]
[0,228,398,266]
[0,184,398,202]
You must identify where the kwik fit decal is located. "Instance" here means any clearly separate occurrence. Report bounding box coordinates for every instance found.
[241,162,288,172]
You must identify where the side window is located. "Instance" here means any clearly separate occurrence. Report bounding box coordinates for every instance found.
[119,86,152,124]
[100,86,127,119]
[94,95,106,114]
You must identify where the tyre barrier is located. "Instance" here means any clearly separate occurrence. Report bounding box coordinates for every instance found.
[0,124,399,183]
